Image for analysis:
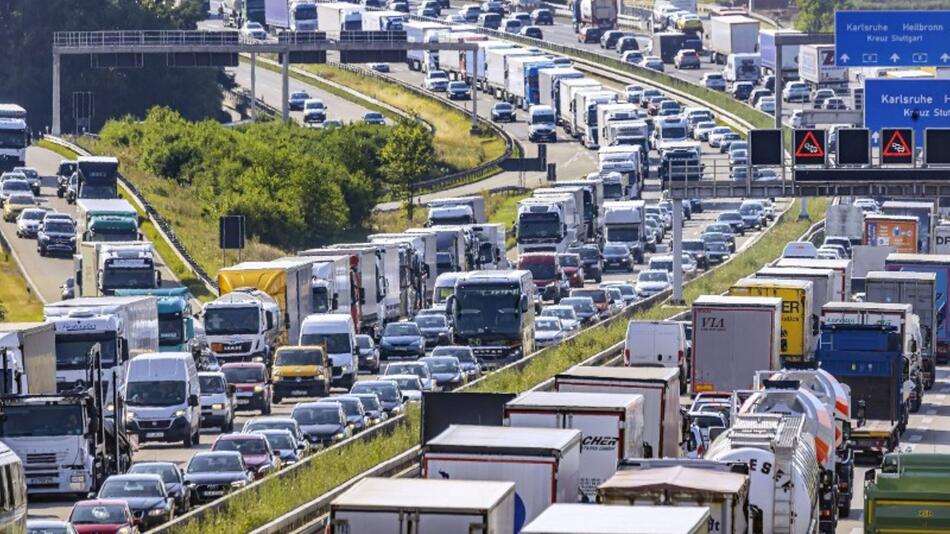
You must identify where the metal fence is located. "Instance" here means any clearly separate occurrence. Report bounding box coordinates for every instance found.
[54,30,241,48]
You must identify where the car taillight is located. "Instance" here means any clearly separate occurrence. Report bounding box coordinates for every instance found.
[678,350,684,363]
[624,348,630,364]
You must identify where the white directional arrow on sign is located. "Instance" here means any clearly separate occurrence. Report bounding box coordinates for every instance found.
[942,53,950,63]
[891,53,901,63]
[872,131,880,144]
[840,53,850,63]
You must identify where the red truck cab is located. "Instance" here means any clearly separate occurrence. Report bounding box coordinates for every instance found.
[518,252,568,302]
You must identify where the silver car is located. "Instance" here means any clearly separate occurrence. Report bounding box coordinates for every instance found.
[198,372,236,431]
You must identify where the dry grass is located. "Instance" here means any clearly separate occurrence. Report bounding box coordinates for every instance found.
[0,248,43,321]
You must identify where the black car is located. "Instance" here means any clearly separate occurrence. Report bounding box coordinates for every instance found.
[702,226,737,253]
[319,396,368,434]
[128,461,192,514]
[351,392,388,425]
[520,26,543,39]
[731,82,754,101]
[432,345,481,381]
[420,355,466,390]
[681,240,710,270]
[601,244,634,273]
[578,26,602,44]
[414,314,453,347]
[688,198,703,214]
[616,36,638,53]
[256,428,306,466]
[567,244,603,282]
[379,321,426,359]
[531,8,553,25]
[704,240,731,264]
[291,401,350,446]
[491,102,515,122]
[350,380,405,416]
[183,451,254,504]
[355,334,380,373]
[717,211,747,235]
[56,160,77,198]
[37,219,76,257]
[600,30,626,49]
[97,474,174,530]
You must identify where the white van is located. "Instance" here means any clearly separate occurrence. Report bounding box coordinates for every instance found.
[623,320,687,393]
[432,272,463,310]
[299,314,358,389]
[124,352,202,447]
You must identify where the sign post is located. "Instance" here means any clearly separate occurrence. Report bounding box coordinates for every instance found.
[835,11,950,67]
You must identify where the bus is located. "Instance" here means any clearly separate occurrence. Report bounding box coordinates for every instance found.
[447,270,536,369]
[0,104,28,172]
[0,442,26,533]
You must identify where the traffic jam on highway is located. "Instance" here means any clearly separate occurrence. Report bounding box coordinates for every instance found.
[4,0,950,533]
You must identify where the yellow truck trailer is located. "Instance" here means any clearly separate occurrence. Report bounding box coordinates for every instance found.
[728,278,816,362]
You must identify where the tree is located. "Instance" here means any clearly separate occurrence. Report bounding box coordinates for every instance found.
[795,0,854,32]
[380,117,436,220]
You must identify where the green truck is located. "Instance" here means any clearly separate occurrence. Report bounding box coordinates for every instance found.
[114,287,199,352]
[76,198,140,243]
[864,453,950,533]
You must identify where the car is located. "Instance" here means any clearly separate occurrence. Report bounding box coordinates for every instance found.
[601,30,626,49]
[350,380,405,416]
[478,12,502,28]
[15,207,47,238]
[97,473,174,530]
[616,36,639,54]
[729,148,748,167]
[350,392,388,426]
[444,13,466,23]
[749,88,772,107]
[520,25,543,39]
[355,334,380,373]
[458,3,481,21]
[853,198,879,213]
[818,244,847,259]
[384,360,436,391]
[531,8,553,25]
[782,81,810,102]
[67,500,136,534]
[646,96,668,116]
[386,374,425,401]
[183,451,254,504]
[540,305,580,333]
[491,102,515,122]
[718,132,743,152]
[657,100,682,117]
[602,243,635,272]
[11,166,40,195]
[380,321,426,359]
[681,239,710,270]
[37,217,76,257]
[692,121,718,141]
[222,362,272,415]
[446,80,471,100]
[782,241,819,259]
[389,0,409,9]
[567,244,603,282]
[419,355,466,390]
[641,56,665,72]
[823,236,853,258]
[535,316,567,348]
[620,50,645,65]
[318,396,369,433]
[731,81,754,101]
[602,282,638,306]
[27,520,78,534]
[703,224,737,252]
[635,269,672,298]
[510,11,531,24]
[241,21,267,40]
[717,211,747,235]
[701,72,726,91]
[757,96,776,114]
[211,433,280,480]
[813,88,836,109]
[0,178,30,207]
[370,62,391,73]
[675,49,701,69]
[128,461,191,515]
[639,88,662,108]
[788,109,804,129]
[415,313,453,347]
[241,416,309,455]
[622,84,644,104]
[737,203,763,230]
[578,26,602,44]
[198,371,235,431]
[302,98,326,124]
[557,252,585,288]
[816,249,839,259]
[706,127,732,147]
[727,140,748,154]
[431,346,481,381]
[704,240,731,264]
[559,296,599,326]
[424,70,449,91]
[362,112,386,125]
[481,0,504,14]
[501,17,522,33]
[255,428,306,467]
[417,5,438,16]
[3,192,34,222]
[823,97,847,110]
[291,401,350,446]
[288,90,310,111]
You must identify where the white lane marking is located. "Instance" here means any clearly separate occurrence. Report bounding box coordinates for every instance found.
[910,435,923,442]
[922,417,934,424]
[937,394,946,401]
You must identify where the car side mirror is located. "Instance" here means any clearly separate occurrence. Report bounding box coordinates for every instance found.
[403,395,410,402]
[856,400,867,427]
[229,384,236,395]
[156,271,163,287]
[189,394,199,407]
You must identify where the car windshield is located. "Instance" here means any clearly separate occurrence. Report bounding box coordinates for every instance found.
[21,210,45,220]
[293,406,341,425]
[43,221,75,234]
[384,323,420,336]
[573,289,606,303]
[558,254,580,267]
[562,298,594,314]
[100,479,164,498]
[707,242,728,252]
[356,336,373,349]
[386,363,424,377]
[126,380,186,407]
[70,504,129,525]
[433,347,476,363]
[214,437,268,455]
[355,395,381,411]
[682,241,703,251]
[129,464,178,484]
[292,92,309,100]
[706,224,732,234]
[351,382,400,402]
[323,398,360,417]
[199,375,226,394]
[537,318,560,331]
[424,358,459,374]
[522,262,555,280]
[604,245,628,255]
[223,366,265,383]
[299,332,351,353]
[415,316,446,328]
[394,377,421,390]
[2,181,29,193]
[640,271,669,282]
[543,307,575,321]
[365,113,383,120]
[188,454,243,473]
[244,420,293,433]
[204,306,259,335]
[262,432,294,450]
[570,247,598,261]
[275,348,324,367]
[429,71,447,80]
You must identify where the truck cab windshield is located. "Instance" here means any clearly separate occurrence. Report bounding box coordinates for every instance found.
[126,380,186,407]
[519,213,561,239]
[523,262,555,280]
[532,111,555,124]
[102,267,153,291]
[607,227,640,242]
[79,185,115,199]
[294,3,317,18]
[0,404,84,437]
[456,285,522,335]
[312,287,330,314]
[55,334,118,370]
[204,307,260,336]
[159,311,184,346]
[660,126,687,140]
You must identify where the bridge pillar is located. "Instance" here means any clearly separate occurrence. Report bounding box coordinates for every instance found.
[281,49,290,122]
[52,52,61,135]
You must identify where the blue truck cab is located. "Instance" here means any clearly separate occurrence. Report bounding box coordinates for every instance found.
[115,287,199,352]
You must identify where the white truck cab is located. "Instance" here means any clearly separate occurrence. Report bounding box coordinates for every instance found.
[124,352,202,447]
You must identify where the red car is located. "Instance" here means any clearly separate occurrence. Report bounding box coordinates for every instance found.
[222,362,273,415]
[211,433,281,480]
[518,252,569,302]
[557,253,585,288]
[68,499,138,534]
[570,288,611,318]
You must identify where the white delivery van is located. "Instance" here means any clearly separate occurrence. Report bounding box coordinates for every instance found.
[624,320,688,392]
[328,477,516,534]
[521,503,711,534]
[505,391,645,500]
[432,272,463,310]
[554,366,681,459]
[124,352,201,447]
[423,425,581,531]
[299,313,358,389]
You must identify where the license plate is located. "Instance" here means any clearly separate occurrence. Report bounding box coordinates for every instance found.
[145,432,164,438]
[237,399,250,405]
[204,490,224,496]
[292,390,308,396]
[29,478,55,485]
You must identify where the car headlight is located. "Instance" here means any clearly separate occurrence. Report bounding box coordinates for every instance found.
[254,385,264,393]
[230,480,247,488]
[125,411,135,422]
[117,528,132,534]
[106,403,114,412]
[391,405,403,414]
[148,507,167,516]
[333,432,346,440]
[211,403,224,410]
[272,375,282,382]
[174,409,187,417]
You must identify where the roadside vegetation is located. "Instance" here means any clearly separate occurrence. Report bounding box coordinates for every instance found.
[0,248,43,321]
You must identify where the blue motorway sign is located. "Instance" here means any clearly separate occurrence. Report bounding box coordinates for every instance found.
[835,11,950,67]
[864,78,950,147]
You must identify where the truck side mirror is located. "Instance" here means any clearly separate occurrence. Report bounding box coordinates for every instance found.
[856,400,867,428]
[229,384,236,395]
[156,271,162,287]
[864,469,876,485]
[189,394,199,407]
[520,294,529,313]
[812,315,819,336]
[359,287,366,305]
[643,442,653,459]
[265,311,275,330]
[332,294,339,310]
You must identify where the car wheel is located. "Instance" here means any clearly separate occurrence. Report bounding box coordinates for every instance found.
[193,428,200,446]
[183,430,194,448]
[262,401,272,415]
[38,247,45,257]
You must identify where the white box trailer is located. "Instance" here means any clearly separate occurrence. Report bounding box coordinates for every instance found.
[575,90,618,148]
[331,242,401,323]
[755,267,836,316]
[300,246,384,336]
[554,366,681,459]
[362,9,405,31]
[507,56,555,109]
[532,188,585,245]
[505,391,645,499]
[799,44,848,87]
[486,48,543,99]
[316,2,363,31]
[422,425,581,527]
[405,21,450,72]
[708,15,759,63]
[774,257,852,301]
[538,67,584,114]
[0,322,56,395]
[558,78,601,131]
[691,295,782,395]
[521,503,711,534]
[328,477,516,534]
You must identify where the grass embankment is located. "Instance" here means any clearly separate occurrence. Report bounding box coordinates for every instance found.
[0,248,43,321]
[37,139,226,301]
[175,197,828,533]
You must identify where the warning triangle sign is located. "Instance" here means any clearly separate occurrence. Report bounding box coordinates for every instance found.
[883,130,911,156]
[795,131,825,158]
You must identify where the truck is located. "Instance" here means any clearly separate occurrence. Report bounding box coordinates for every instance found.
[516,198,573,254]
[603,120,649,152]
[330,243,401,323]
[367,236,424,316]
[705,414,821,534]
[222,0,267,27]
[816,323,908,460]
[532,188,586,246]
[217,258,313,347]
[599,145,644,199]
[328,478,516,534]
[557,78,600,132]
[863,453,950,533]
[881,200,936,253]
[316,2,363,32]
[722,53,761,83]
[264,0,317,32]
[361,10,405,31]
[851,245,894,292]
[603,200,647,261]
[427,196,486,226]
[575,90,618,149]
[708,15,759,64]
[507,56,556,109]
[301,246,385,336]
[866,270,938,389]
[554,366,682,460]
[522,504,709,534]
[0,323,55,395]
[775,257,852,301]
[755,266,835,318]
[307,254,361,322]
[538,67,584,116]
[114,287,197,353]
[936,223,950,254]
[690,295,782,394]
[551,179,603,242]
[422,424,581,530]
[485,48,543,100]
[76,199,140,244]
[468,224,508,270]
[447,271,536,368]
[387,229,439,300]
[821,301,924,413]
[575,0,617,30]
[437,33,495,85]
[405,21,450,72]
[799,44,848,88]
[824,204,864,244]
[864,214,919,254]
[76,156,119,200]
[409,226,468,275]
[0,104,28,172]
[505,391,646,499]
[652,32,686,64]
[728,278,817,363]
[885,253,950,363]
[758,28,803,79]
[75,241,161,297]
[202,288,282,363]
